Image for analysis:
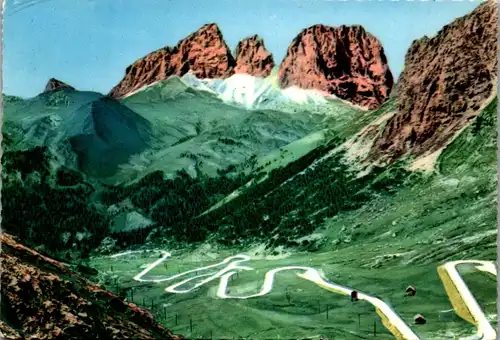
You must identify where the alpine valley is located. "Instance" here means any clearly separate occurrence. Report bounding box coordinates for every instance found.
[1,1,498,339]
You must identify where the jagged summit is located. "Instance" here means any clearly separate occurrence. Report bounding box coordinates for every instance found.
[277,24,393,109]
[109,22,393,109]
[109,23,236,99]
[44,78,75,93]
[234,34,275,77]
[109,23,279,99]
[371,0,498,163]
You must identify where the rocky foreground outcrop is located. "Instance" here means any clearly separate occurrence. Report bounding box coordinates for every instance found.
[234,35,275,77]
[44,78,75,93]
[0,232,183,340]
[371,0,498,162]
[278,24,394,109]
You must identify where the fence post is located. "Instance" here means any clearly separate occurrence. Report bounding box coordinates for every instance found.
[190,317,193,333]
[373,319,376,336]
[326,304,329,319]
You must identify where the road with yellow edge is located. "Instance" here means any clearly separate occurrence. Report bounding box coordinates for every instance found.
[110,250,496,340]
[438,260,497,340]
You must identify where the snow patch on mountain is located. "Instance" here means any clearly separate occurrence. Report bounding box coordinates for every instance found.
[180,73,334,109]
[121,72,363,114]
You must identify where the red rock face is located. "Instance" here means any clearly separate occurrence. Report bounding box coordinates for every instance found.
[234,35,275,77]
[0,232,184,340]
[109,47,174,99]
[278,25,393,109]
[371,1,498,162]
[44,78,75,93]
[110,23,236,98]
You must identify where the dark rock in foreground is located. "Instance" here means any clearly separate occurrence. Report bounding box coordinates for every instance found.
[0,232,184,340]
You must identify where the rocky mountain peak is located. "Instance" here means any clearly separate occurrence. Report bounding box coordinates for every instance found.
[44,78,75,93]
[371,0,498,163]
[277,24,394,109]
[234,34,275,77]
[109,23,236,98]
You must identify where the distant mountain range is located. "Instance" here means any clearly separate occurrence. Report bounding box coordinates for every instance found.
[108,22,393,109]
[35,0,496,170]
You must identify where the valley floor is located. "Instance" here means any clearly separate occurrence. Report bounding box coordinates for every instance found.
[89,245,496,340]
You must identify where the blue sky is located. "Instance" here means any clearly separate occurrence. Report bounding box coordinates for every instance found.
[3,0,480,98]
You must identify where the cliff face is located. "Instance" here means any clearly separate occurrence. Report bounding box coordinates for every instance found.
[0,232,183,340]
[109,23,236,98]
[44,78,75,93]
[371,1,498,162]
[169,23,236,79]
[278,24,394,109]
[110,23,393,107]
[234,35,275,77]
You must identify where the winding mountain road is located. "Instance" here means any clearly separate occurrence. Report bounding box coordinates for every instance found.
[438,260,497,340]
[110,251,496,340]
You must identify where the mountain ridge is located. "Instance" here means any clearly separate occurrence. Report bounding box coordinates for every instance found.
[371,0,498,164]
[278,24,394,110]
[108,22,392,109]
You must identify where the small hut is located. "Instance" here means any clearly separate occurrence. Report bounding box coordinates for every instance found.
[414,314,426,325]
[406,285,416,296]
[351,291,359,301]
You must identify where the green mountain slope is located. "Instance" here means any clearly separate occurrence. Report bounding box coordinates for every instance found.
[87,97,497,340]
[112,76,360,183]
[1,88,496,340]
